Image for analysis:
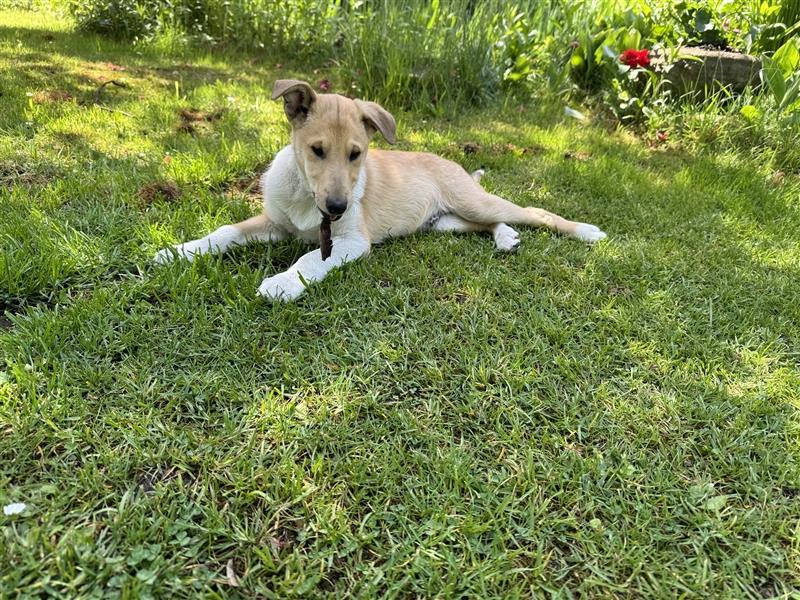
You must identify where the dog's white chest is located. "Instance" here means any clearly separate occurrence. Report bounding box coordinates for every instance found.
[283,197,322,238]
[260,146,320,238]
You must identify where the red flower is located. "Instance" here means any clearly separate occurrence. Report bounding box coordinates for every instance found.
[619,48,650,69]
[318,79,331,92]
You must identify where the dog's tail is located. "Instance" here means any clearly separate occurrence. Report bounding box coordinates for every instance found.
[470,168,485,183]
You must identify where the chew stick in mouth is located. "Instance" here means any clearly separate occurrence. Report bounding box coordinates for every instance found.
[320,213,332,260]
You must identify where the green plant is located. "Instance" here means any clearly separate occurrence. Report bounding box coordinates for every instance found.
[336,0,500,113]
[495,9,540,89]
[672,0,728,47]
[67,0,163,39]
[493,10,575,100]
[606,61,667,123]
[566,3,656,94]
[758,37,800,117]
[745,0,800,52]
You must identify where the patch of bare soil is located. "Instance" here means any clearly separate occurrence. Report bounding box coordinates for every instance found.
[31,90,74,104]
[563,150,591,161]
[176,107,226,134]
[0,159,59,187]
[138,181,181,205]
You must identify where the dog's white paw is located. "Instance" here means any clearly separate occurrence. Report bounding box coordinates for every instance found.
[493,223,520,252]
[154,239,208,264]
[573,223,607,243]
[471,168,485,182]
[257,271,306,302]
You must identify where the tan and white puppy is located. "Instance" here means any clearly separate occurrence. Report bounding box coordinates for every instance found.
[155,80,606,301]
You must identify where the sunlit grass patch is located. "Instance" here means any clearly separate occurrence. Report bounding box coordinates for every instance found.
[1,9,799,598]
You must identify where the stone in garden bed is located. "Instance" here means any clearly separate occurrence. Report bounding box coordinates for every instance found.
[659,47,761,97]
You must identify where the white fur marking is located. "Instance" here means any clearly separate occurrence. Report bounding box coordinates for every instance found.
[257,235,370,301]
[573,223,607,243]
[430,213,472,232]
[493,223,520,251]
[154,224,242,263]
[352,165,367,204]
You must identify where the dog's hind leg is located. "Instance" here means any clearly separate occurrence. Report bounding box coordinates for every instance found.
[154,213,286,263]
[431,213,521,251]
[450,188,606,243]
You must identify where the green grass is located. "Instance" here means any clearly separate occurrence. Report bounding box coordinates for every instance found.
[2,9,800,598]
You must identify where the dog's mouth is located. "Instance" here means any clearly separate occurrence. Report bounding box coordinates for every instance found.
[320,210,343,222]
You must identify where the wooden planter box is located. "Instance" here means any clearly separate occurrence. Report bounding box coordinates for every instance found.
[661,47,761,97]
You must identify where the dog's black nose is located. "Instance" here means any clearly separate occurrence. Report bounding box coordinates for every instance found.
[326,198,347,215]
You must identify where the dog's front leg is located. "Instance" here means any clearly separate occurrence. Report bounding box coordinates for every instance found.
[257,235,370,302]
[155,214,283,263]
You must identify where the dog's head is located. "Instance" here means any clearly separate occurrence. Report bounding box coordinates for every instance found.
[272,79,396,219]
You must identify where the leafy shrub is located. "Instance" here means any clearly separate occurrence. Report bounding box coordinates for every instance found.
[671,1,728,48]
[567,13,652,94]
[494,8,562,94]
[68,0,164,40]
[745,0,800,52]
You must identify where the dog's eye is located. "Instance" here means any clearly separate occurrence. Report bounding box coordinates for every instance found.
[349,149,361,162]
[311,145,325,159]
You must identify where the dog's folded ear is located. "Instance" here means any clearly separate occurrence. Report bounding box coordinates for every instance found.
[271,80,317,123]
[355,100,396,145]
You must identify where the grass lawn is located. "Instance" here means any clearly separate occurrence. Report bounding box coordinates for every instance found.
[1,9,799,598]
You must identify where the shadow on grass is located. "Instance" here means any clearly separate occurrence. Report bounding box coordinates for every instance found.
[1,15,798,595]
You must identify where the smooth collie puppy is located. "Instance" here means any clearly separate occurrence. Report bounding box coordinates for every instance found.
[155,80,607,300]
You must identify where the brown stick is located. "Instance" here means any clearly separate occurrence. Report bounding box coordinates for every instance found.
[320,214,332,260]
[94,79,128,104]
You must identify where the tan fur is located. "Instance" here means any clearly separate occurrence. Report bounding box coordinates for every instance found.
[287,93,374,215]
[259,81,586,244]
[356,149,579,242]
[157,80,605,300]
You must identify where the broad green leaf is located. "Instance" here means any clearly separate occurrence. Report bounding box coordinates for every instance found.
[761,55,786,105]
[622,28,642,51]
[594,42,607,64]
[772,38,800,78]
[759,1,780,17]
[779,74,800,112]
[695,9,715,33]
